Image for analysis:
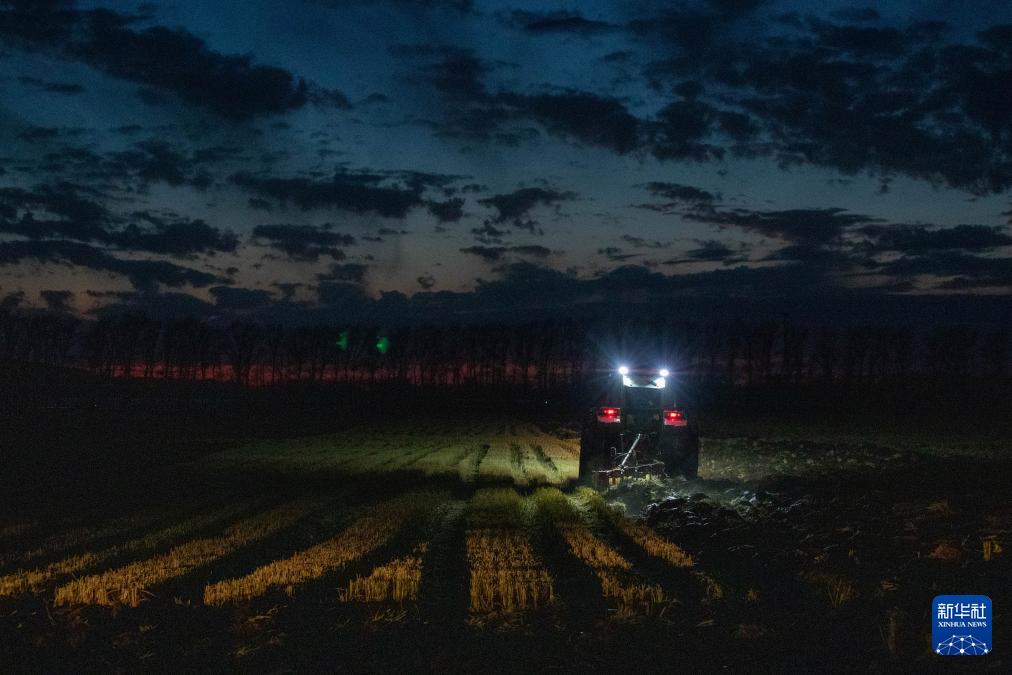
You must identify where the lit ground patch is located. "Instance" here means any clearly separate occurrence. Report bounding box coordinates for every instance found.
[0,502,252,597]
[54,501,315,608]
[200,422,578,485]
[204,491,446,606]
[465,488,555,618]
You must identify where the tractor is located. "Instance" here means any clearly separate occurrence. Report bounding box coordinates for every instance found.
[578,365,699,487]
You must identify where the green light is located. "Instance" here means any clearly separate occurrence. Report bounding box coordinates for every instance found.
[336,330,349,351]
[376,335,390,355]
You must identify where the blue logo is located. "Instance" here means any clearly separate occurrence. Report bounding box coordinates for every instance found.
[933,595,991,655]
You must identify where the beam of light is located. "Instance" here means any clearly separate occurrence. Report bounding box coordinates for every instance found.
[658,368,669,377]
[618,365,629,375]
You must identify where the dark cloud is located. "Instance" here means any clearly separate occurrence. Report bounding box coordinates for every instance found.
[621,234,669,249]
[40,289,74,312]
[859,224,1012,253]
[317,281,370,307]
[598,247,639,262]
[808,20,907,56]
[401,44,640,154]
[511,11,617,35]
[649,99,724,161]
[829,7,881,23]
[18,126,62,141]
[708,0,767,15]
[113,213,238,257]
[478,187,576,227]
[0,239,226,288]
[877,251,1012,283]
[317,262,369,284]
[664,240,749,264]
[395,45,489,100]
[1,290,25,310]
[30,138,229,192]
[499,92,640,154]
[427,197,465,222]
[231,170,428,218]
[416,274,435,289]
[90,290,215,320]
[0,184,237,256]
[684,206,877,245]
[17,76,83,94]
[470,222,507,243]
[209,285,273,310]
[0,183,110,241]
[313,0,472,12]
[628,11,720,56]
[107,140,220,190]
[459,245,553,262]
[641,181,720,205]
[251,224,354,261]
[0,2,344,119]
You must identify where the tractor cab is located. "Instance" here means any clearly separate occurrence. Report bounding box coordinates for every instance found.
[579,365,699,487]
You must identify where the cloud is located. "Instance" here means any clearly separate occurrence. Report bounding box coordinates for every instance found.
[684,206,878,244]
[209,285,273,310]
[708,0,767,14]
[478,187,576,227]
[317,280,370,307]
[598,246,639,262]
[40,289,74,312]
[0,2,345,119]
[17,76,83,94]
[427,197,465,222]
[416,274,435,289]
[90,290,215,320]
[499,92,641,154]
[231,170,428,218]
[641,181,720,205]
[312,0,473,12]
[0,184,238,257]
[859,224,1012,253]
[664,240,749,264]
[251,224,354,261]
[317,262,369,284]
[459,244,553,262]
[107,140,218,190]
[113,213,238,257]
[511,11,617,35]
[829,7,881,23]
[621,234,670,249]
[395,45,489,100]
[0,239,226,289]
[877,251,1012,282]
[649,99,724,161]
[0,183,111,241]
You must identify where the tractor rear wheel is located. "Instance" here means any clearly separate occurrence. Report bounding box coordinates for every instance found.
[578,429,611,486]
[660,430,700,479]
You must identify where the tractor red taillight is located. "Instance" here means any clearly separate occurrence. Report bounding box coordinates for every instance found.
[663,409,687,427]
[597,407,621,423]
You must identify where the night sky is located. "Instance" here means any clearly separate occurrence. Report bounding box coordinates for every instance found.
[2,0,1012,323]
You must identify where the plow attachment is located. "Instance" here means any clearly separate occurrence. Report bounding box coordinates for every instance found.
[592,432,665,488]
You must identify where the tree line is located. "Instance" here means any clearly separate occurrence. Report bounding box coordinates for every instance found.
[0,309,1008,388]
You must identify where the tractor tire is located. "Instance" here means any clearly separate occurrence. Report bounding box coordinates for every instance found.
[578,430,610,486]
[660,430,700,480]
